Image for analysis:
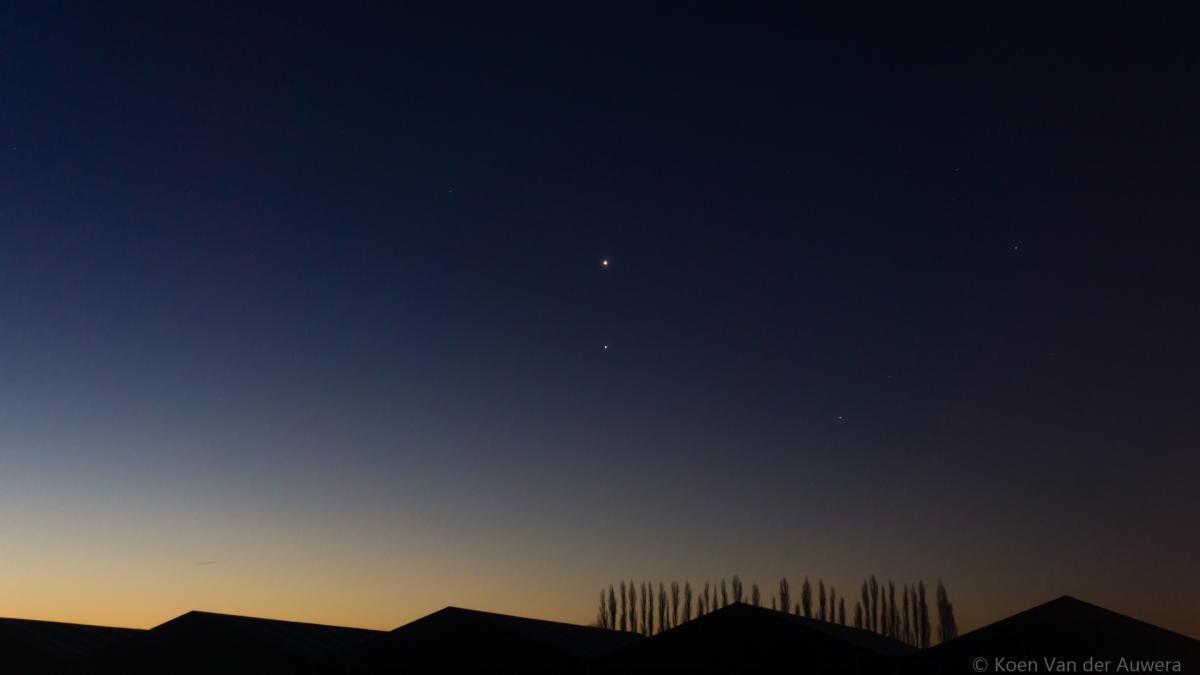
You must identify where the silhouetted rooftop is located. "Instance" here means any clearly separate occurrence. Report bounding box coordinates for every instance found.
[87,610,382,674]
[341,606,643,673]
[903,595,1200,674]
[8,595,1193,675]
[603,602,915,674]
[0,616,141,674]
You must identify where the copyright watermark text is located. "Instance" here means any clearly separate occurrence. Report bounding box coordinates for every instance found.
[972,657,1182,673]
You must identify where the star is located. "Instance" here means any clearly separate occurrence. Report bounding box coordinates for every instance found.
[601,259,609,268]
[603,344,609,350]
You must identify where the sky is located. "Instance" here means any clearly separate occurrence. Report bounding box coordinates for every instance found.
[1,4,1197,637]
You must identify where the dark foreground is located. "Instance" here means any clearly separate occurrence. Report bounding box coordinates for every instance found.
[2,596,1196,674]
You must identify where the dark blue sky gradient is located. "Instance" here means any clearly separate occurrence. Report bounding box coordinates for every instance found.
[1,5,1197,633]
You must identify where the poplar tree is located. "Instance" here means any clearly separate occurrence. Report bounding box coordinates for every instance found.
[889,581,898,640]
[801,577,813,618]
[598,589,608,628]
[860,581,870,631]
[671,582,681,628]
[624,578,633,629]
[880,585,889,636]
[608,585,617,630]
[869,575,880,633]
[662,581,672,634]
[901,584,911,644]
[937,581,958,643]
[639,581,648,635]
[918,580,931,648]
[646,581,654,635]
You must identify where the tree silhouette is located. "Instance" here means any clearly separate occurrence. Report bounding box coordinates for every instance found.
[646,581,655,635]
[801,577,812,618]
[648,581,657,634]
[860,581,869,631]
[619,581,628,632]
[901,584,911,644]
[880,582,889,637]
[918,580,931,648]
[623,582,630,633]
[909,582,919,646]
[638,581,648,634]
[936,580,957,643]
[671,581,681,628]
[596,573,953,642]
[608,585,617,631]
[597,589,608,628]
[869,575,880,634]
[639,581,646,635]
[888,581,898,640]
[625,582,631,630]
[657,582,667,634]
[648,581,655,635]
[631,581,640,635]
[880,584,889,636]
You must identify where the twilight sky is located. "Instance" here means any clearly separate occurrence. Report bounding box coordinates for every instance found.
[1,5,1197,637]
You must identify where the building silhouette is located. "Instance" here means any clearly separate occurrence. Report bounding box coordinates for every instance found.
[0,594,1195,674]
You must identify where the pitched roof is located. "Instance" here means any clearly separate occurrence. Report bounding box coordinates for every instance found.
[341,606,642,673]
[0,616,141,673]
[903,596,1200,674]
[603,602,915,673]
[87,610,382,674]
